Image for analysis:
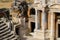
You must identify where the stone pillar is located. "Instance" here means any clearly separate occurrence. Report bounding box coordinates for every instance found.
[41,8,47,40]
[50,12,54,40]
[34,8,38,31]
[28,8,31,32]
[38,10,41,29]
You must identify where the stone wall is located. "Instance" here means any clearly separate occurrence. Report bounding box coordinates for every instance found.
[0,0,13,8]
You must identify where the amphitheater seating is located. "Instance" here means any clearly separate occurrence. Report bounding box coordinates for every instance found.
[0,18,19,40]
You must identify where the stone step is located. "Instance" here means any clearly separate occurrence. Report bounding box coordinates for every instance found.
[30,31,43,36]
[0,27,10,33]
[10,35,18,40]
[4,32,18,40]
[0,29,10,36]
[0,32,17,39]
[0,18,18,40]
[0,23,6,27]
[0,29,11,37]
[0,32,13,39]
[24,36,42,40]
[0,26,8,31]
[30,30,44,39]
[0,21,3,24]
[0,25,7,29]
[0,19,3,22]
[30,33,34,36]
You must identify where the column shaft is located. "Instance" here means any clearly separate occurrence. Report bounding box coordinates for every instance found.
[50,12,54,40]
[35,9,38,31]
[41,8,47,40]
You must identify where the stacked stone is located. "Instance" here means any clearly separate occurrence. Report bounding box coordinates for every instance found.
[0,18,18,40]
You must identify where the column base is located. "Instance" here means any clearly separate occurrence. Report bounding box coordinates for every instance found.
[33,30,43,39]
[50,38,54,40]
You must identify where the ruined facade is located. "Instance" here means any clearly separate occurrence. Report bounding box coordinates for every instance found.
[0,0,60,40]
[27,0,60,40]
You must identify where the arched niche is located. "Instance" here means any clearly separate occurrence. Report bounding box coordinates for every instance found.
[50,4,60,9]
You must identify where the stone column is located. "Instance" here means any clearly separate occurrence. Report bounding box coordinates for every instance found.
[38,10,41,29]
[50,12,54,40]
[34,8,38,31]
[41,8,47,40]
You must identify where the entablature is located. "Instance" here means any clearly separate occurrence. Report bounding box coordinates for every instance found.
[49,4,60,12]
[34,0,46,7]
[48,0,60,7]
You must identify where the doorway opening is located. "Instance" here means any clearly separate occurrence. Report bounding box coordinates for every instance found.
[55,12,60,39]
[31,22,35,32]
[0,8,10,19]
[30,8,35,15]
[15,28,19,35]
[58,24,60,37]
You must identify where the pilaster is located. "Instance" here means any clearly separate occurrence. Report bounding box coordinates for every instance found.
[50,11,55,40]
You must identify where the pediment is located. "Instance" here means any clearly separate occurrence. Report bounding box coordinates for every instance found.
[50,4,60,9]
